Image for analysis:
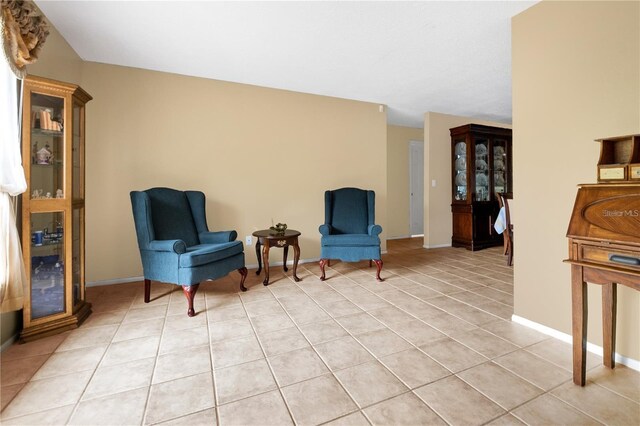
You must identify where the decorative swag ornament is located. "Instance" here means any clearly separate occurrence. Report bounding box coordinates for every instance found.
[1,0,49,78]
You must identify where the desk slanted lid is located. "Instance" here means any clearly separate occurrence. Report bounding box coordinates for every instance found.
[567,183,640,246]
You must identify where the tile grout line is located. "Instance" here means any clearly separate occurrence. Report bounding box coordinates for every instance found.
[234,277,299,425]
[140,288,172,426]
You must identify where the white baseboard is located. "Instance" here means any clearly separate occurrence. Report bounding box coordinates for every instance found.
[86,257,323,287]
[423,243,452,249]
[386,235,412,240]
[87,276,144,287]
[512,314,640,372]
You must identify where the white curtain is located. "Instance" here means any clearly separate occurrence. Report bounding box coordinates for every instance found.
[0,52,26,312]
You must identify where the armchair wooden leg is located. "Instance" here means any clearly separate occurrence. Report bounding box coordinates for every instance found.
[238,267,248,292]
[144,279,151,303]
[182,284,200,317]
[319,259,328,281]
[373,259,383,282]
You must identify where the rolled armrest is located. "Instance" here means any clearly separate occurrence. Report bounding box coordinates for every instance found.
[368,224,382,236]
[319,224,332,236]
[199,230,238,244]
[148,239,187,254]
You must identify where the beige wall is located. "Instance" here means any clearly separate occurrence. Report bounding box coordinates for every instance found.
[27,25,83,83]
[80,63,387,282]
[424,112,511,248]
[387,125,423,238]
[513,1,640,360]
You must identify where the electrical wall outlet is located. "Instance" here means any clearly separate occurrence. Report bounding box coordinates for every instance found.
[245,235,252,246]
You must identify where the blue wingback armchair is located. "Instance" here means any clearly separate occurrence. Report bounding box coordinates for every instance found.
[319,187,383,281]
[130,187,248,316]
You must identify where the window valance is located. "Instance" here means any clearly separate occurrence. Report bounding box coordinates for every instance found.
[1,0,49,78]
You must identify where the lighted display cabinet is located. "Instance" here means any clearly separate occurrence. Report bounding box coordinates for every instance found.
[450,124,512,250]
[20,75,92,341]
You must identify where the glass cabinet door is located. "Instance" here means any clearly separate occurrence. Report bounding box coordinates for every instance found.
[474,138,490,201]
[72,208,83,306]
[30,211,66,320]
[72,102,83,201]
[30,93,65,200]
[453,139,468,201]
[493,139,509,195]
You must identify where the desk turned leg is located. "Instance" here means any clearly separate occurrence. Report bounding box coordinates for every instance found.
[182,284,200,317]
[571,265,587,386]
[283,245,289,272]
[602,283,617,369]
[262,244,270,286]
[292,239,301,282]
[255,240,262,275]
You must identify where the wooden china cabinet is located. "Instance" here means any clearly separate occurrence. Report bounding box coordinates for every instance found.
[20,75,92,341]
[451,124,512,250]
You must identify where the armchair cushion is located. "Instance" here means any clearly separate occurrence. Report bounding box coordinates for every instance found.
[147,188,200,247]
[321,234,380,247]
[179,241,243,268]
[328,188,369,234]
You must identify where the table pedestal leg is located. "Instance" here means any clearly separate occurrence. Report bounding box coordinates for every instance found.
[262,244,270,286]
[292,240,301,282]
[255,240,262,275]
[571,265,587,386]
[602,282,617,369]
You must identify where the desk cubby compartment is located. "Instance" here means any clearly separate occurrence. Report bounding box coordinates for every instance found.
[596,134,640,182]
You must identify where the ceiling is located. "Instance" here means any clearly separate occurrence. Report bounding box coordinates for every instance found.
[36,1,536,128]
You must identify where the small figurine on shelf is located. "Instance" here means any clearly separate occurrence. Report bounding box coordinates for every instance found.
[55,222,63,238]
[32,189,43,199]
[36,144,53,164]
[269,222,288,236]
[45,192,52,199]
[55,189,63,199]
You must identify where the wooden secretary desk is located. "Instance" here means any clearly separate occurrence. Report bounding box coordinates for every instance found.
[565,134,640,386]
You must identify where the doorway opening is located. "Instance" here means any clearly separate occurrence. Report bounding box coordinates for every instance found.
[409,140,424,236]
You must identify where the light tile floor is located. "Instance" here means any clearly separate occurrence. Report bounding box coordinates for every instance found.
[1,238,639,425]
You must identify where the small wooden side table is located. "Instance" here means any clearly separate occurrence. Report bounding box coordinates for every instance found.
[253,229,301,285]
